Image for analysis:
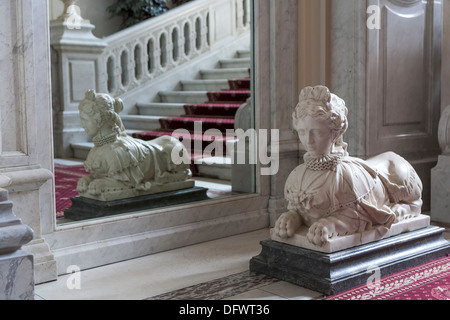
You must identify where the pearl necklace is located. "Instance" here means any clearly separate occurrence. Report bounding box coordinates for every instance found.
[93,132,118,147]
[304,154,342,171]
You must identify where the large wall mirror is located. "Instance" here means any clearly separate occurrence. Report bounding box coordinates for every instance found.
[49,0,258,226]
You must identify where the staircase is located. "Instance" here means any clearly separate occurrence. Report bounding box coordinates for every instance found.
[71,50,251,181]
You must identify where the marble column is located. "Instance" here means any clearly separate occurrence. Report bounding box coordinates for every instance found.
[0,189,34,300]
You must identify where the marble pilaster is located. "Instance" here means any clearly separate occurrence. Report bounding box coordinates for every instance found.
[254,0,302,226]
[330,0,442,212]
[0,0,58,284]
[431,105,450,224]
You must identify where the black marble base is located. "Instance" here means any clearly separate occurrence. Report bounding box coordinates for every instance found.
[250,226,450,295]
[64,187,209,221]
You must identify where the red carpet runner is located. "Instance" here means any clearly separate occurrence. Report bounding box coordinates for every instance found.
[132,76,251,169]
[325,255,450,300]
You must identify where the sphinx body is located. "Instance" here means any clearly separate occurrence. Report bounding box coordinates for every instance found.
[76,90,193,201]
[78,134,192,200]
[282,151,422,246]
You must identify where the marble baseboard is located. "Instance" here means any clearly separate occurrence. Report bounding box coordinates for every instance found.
[0,250,34,300]
[52,208,270,275]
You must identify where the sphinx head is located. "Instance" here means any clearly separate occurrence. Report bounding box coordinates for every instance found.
[293,86,349,157]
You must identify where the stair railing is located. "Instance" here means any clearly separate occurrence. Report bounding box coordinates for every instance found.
[100,0,251,97]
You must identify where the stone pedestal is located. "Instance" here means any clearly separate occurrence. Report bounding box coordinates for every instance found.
[0,251,34,300]
[0,189,35,300]
[65,187,209,221]
[250,226,450,295]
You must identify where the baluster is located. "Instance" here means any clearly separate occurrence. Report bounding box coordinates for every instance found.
[195,16,202,51]
[120,49,130,88]
[205,12,210,48]
[236,0,244,33]
[172,25,183,64]
[183,21,191,59]
[159,32,168,69]
[133,43,143,82]
[106,55,115,94]
[243,0,251,28]
[147,38,155,75]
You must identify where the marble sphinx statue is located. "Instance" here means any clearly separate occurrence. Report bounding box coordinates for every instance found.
[273,86,425,249]
[76,90,193,202]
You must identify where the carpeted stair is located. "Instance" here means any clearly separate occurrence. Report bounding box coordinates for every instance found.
[71,50,251,181]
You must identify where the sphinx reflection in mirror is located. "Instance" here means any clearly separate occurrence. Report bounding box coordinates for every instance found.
[76,90,194,202]
[273,86,426,249]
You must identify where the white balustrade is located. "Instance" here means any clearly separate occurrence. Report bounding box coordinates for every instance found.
[99,0,251,97]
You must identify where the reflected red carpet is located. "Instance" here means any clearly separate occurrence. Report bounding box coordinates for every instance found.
[54,164,88,218]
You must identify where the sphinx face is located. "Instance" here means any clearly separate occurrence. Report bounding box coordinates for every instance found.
[80,110,99,137]
[296,116,335,157]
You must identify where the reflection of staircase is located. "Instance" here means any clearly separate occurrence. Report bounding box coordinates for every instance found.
[71,50,251,181]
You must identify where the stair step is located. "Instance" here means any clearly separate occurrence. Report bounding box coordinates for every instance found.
[228,78,251,90]
[219,58,251,69]
[136,103,185,117]
[200,68,250,80]
[71,142,93,160]
[120,115,162,131]
[181,79,229,91]
[184,103,242,117]
[159,91,208,104]
[236,49,251,59]
[207,90,251,103]
[159,117,235,133]
[196,157,232,180]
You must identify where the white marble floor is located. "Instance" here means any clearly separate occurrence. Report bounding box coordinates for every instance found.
[35,226,450,300]
[34,229,323,300]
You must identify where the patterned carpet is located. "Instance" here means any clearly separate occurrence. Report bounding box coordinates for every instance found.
[325,255,450,300]
[54,164,88,218]
[146,271,280,300]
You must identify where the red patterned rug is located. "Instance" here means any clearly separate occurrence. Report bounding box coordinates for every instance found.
[325,255,450,300]
[54,164,88,218]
